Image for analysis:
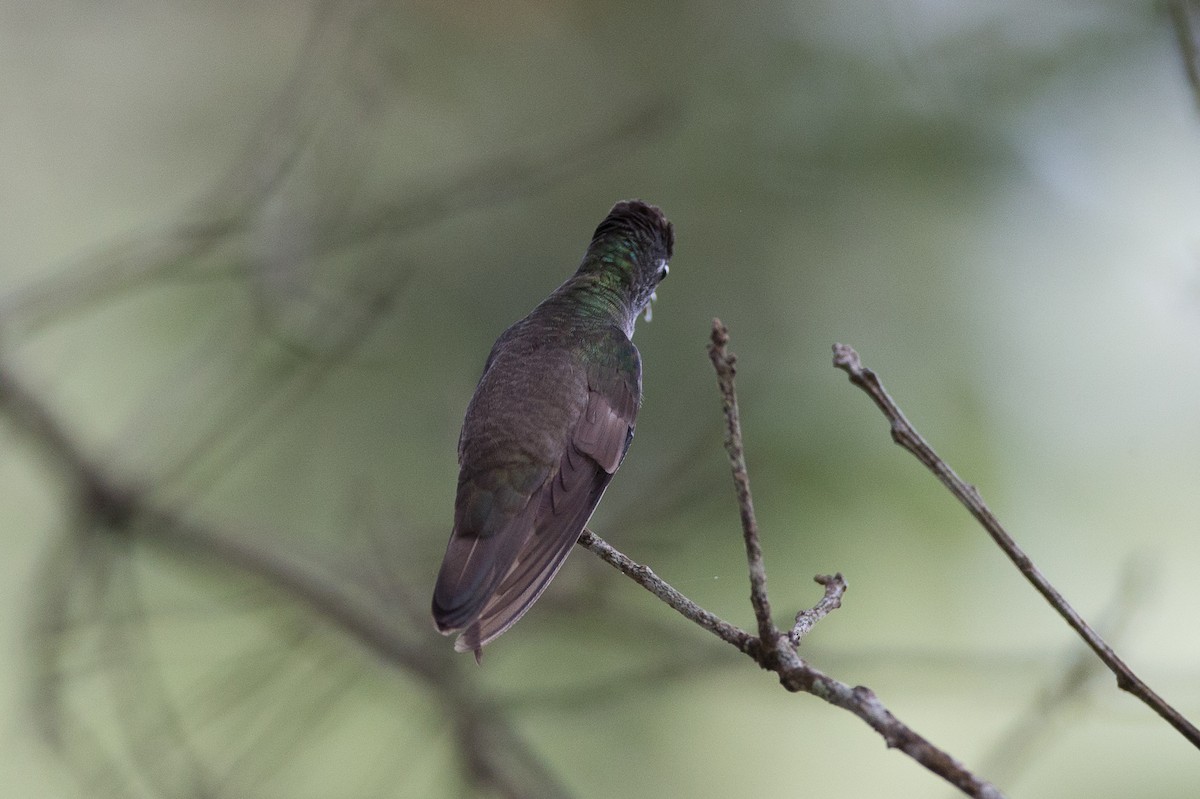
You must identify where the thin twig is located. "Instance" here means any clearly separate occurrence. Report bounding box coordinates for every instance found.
[577,529,758,656]
[790,573,847,646]
[707,320,776,644]
[831,342,1200,750]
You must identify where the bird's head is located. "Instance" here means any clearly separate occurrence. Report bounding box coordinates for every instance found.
[583,199,673,326]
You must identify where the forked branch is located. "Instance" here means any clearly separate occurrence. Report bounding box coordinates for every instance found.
[579,320,1004,799]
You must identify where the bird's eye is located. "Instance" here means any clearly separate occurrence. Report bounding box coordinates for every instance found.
[658,260,670,279]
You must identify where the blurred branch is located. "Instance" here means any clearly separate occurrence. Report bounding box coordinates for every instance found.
[1169,0,1200,112]
[971,559,1151,791]
[831,342,1200,750]
[580,320,1004,799]
[0,0,679,342]
[4,348,572,798]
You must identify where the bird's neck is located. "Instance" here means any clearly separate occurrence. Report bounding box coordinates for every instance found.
[550,266,636,336]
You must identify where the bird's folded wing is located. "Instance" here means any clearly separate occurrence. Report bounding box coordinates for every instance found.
[432,461,548,629]
[456,354,640,652]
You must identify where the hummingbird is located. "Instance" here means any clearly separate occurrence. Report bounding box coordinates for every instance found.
[432,200,674,659]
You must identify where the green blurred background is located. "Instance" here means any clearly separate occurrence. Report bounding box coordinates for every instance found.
[3,1,1200,796]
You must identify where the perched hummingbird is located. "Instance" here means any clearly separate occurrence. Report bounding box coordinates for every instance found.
[432,200,674,658]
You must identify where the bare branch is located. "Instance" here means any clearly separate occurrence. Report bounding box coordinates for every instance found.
[831,342,1200,750]
[578,527,1003,799]
[578,322,1005,799]
[771,656,1004,799]
[707,319,776,644]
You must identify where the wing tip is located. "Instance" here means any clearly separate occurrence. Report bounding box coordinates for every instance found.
[452,623,484,663]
